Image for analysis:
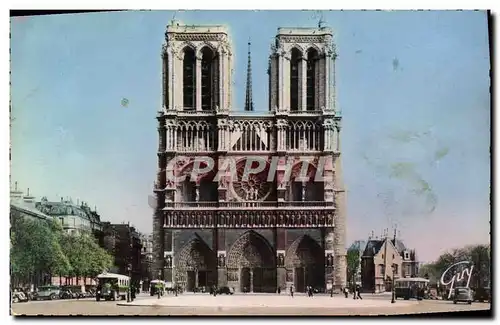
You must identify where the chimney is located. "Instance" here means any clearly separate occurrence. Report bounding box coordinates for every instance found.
[23,188,36,207]
[10,181,24,203]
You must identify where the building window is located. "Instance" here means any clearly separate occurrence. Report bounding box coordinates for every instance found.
[306,49,318,110]
[201,47,215,110]
[290,48,301,111]
[404,251,410,260]
[379,264,385,277]
[183,47,196,110]
[393,264,398,275]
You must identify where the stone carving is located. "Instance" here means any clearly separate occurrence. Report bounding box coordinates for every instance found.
[277,253,285,267]
[218,254,226,268]
[228,270,238,282]
[326,253,333,267]
[279,35,325,44]
[165,255,172,268]
[174,34,221,42]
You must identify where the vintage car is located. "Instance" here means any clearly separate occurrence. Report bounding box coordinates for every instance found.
[453,287,473,304]
[35,285,61,300]
[216,286,234,295]
[11,289,29,303]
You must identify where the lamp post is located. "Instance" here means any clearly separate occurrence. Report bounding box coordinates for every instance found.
[157,270,161,299]
[391,265,396,304]
[127,264,132,302]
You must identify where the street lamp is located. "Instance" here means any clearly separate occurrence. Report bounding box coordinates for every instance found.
[391,265,396,304]
[157,270,161,299]
[127,264,132,302]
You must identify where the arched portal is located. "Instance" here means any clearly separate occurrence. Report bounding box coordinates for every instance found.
[285,235,324,292]
[174,235,217,291]
[226,231,276,292]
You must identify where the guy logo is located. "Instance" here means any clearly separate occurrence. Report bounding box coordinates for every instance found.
[440,261,474,300]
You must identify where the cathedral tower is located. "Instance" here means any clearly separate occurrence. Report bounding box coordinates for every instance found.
[268,25,346,289]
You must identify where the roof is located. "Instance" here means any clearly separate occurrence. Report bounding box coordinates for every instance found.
[10,201,50,220]
[35,200,101,224]
[391,239,407,253]
[362,240,384,257]
[395,277,429,283]
[97,273,130,280]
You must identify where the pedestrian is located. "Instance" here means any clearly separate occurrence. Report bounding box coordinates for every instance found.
[290,285,294,297]
[344,286,349,298]
[356,284,362,300]
[277,287,281,294]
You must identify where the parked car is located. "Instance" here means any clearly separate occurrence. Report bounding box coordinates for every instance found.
[216,286,234,295]
[35,285,61,300]
[11,289,29,303]
[59,287,79,299]
[453,287,473,304]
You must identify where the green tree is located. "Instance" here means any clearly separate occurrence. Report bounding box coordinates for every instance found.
[61,231,113,283]
[346,249,360,287]
[10,213,69,286]
[421,244,491,288]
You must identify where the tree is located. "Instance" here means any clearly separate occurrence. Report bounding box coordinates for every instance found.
[346,249,360,287]
[61,231,114,283]
[421,244,491,288]
[10,213,69,286]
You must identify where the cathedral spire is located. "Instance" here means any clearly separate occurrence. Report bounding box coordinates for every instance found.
[244,38,254,111]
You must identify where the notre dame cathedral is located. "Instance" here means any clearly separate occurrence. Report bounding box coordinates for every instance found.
[152,19,347,293]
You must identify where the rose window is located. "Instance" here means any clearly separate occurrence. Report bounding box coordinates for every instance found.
[232,161,272,201]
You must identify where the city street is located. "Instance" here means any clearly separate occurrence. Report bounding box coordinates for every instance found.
[11,293,491,316]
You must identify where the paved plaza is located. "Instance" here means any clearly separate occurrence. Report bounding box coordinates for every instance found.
[11,293,491,316]
[121,293,415,309]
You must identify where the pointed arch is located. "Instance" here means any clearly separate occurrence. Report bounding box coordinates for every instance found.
[226,230,275,268]
[288,44,305,57]
[285,234,325,292]
[289,47,302,111]
[196,42,218,58]
[179,42,197,54]
[285,235,324,268]
[175,234,217,270]
[182,45,196,110]
[304,44,322,56]
[288,161,324,202]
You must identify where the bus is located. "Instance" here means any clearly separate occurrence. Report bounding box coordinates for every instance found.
[95,272,130,301]
[394,277,430,300]
[150,280,166,296]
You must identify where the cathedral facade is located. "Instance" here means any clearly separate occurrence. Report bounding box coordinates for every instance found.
[153,20,347,293]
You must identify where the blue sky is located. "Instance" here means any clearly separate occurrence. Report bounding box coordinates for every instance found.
[10,10,490,262]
